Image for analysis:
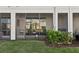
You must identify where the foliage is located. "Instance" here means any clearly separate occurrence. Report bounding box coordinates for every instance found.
[47,29,73,45]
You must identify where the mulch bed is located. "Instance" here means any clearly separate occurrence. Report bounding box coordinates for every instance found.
[45,40,79,48]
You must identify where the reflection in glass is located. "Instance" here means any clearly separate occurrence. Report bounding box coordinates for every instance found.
[25,19,46,35]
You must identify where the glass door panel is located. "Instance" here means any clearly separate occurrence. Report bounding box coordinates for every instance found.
[31,19,40,35]
[25,19,46,35]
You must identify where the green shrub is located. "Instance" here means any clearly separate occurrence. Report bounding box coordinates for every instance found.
[47,29,73,45]
[61,32,72,44]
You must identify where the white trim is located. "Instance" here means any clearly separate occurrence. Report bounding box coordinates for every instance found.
[68,8,73,35]
[53,7,58,31]
[11,12,16,40]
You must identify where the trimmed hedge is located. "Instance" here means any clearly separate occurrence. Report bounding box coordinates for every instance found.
[47,29,73,45]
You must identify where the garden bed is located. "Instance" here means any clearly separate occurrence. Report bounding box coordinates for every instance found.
[45,40,79,48]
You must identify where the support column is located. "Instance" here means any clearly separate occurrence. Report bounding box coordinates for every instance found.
[11,12,16,40]
[68,8,73,36]
[53,7,58,31]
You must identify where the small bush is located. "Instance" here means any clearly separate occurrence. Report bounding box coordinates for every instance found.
[47,29,73,45]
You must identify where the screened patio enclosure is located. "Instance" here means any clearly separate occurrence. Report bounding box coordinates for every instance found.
[16,13,53,39]
[0,13,11,39]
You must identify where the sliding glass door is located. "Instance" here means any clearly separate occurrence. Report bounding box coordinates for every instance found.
[25,18,46,39]
[25,14,46,36]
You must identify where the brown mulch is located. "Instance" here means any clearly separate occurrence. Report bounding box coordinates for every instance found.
[45,40,79,48]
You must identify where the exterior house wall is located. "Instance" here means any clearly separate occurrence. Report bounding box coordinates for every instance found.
[0,6,79,40]
[16,18,25,35]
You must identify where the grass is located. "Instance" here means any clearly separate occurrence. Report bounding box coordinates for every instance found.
[0,40,79,53]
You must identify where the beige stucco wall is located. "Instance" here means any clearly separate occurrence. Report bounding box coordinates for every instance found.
[16,19,25,35]
[73,14,79,32]
[16,14,25,35]
[19,18,25,30]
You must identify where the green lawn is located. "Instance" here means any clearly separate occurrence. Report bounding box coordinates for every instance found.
[0,40,79,53]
